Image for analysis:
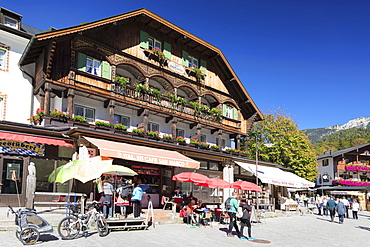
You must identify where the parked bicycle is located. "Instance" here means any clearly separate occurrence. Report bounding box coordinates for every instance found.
[7,205,53,245]
[57,201,109,239]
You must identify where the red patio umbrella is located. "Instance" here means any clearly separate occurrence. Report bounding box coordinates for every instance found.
[195,178,230,189]
[172,172,209,184]
[231,180,262,192]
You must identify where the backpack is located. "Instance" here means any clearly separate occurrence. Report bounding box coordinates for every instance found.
[225,198,232,211]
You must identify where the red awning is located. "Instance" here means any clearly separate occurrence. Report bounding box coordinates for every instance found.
[0,131,73,147]
[84,136,200,169]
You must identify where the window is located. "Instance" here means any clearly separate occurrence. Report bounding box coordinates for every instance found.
[223,104,238,120]
[4,16,18,29]
[0,94,6,120]
[188,56,198,68]
[176,129,184,138]
[77,52,110,79]
[200,134,206,143]
[0,47,9,72]
[148,37,161,51]
[148,122,159,132]
[322,159,329,167]
[74,105,95,123]
[114,114,130,127]
[199,161,208,169]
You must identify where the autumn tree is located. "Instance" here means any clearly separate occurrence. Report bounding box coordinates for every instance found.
[247,112,318,182]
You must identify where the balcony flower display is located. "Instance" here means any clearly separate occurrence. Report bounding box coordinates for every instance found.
[190,139,200,146]
[50,109,68,118]
[190,66,205,81]
[95,120,111,127]
[210,145,220,150]
[345,164,370,172]
[334,179,370,186]
[132,128,145,135]
[113,122,128,131]
[151,47,166,60]
[199,142,210,149]
[162,134,173,140]
[176,136,186,143]
[225,148,240,153]
[72,115,88,122]
[28,108,44,125]
[146,130,159,138]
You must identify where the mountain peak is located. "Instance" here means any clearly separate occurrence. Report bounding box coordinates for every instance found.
[326,117,370,131]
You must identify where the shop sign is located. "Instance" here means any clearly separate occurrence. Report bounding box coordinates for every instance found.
[117,152,190,167]
[132,166,160,176]
[0,139,45,156]
[168,61,186,75]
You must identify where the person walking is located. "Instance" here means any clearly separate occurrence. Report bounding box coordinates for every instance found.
[102,175,114,219]
[352,199,360,220]
[326,196,337,222]
[336,199,346,224]
[316,195,323,215]
[239,198,255,240]
[342,197,350,218]
[226,192,241,238]
[131,182,143,219]
[322,196,328,216]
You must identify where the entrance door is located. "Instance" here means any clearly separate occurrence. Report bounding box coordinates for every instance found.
[1,158,23,194]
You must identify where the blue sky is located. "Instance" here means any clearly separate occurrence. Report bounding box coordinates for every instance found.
[5,1,370,130]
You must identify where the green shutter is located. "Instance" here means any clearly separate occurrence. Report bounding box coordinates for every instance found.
[233,108,238,120]
[77,52,86,72]
[222,104,227,117]
[200,59,207,75]
[140,30,149,49]
[102,61,111,80]
[182,50,189,67]
[163,42,171,60]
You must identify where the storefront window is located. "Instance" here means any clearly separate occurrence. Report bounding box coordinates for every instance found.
[58,146,75,158]
[31,158,70,192]
[199,161,208,169]
[209,162,220,171]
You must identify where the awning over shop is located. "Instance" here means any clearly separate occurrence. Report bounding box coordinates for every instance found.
[0,131,73,147]
[235,161,315,188]
[84,137,200,169]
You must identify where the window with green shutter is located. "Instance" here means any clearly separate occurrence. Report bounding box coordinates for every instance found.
[101,61,111,80]
[163,42,171,60]
[233,107,238,120]
[140,30,149,49]
[200,59,207,75]
[182,50,189,67]
[77,52,87,72]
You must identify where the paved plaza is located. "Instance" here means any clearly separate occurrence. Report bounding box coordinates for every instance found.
[0,208,369,247]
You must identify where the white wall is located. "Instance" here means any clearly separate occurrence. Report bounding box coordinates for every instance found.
[317,158,335,186]
[0,30,33,124]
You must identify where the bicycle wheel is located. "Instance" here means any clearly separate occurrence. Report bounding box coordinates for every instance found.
[58,216,80,240]
[96,216,109,237]
[19,227,39,245]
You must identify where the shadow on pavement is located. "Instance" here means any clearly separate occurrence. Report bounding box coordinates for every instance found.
[356,226,370,231]
[315,217,334,223]
[39,234,59,243]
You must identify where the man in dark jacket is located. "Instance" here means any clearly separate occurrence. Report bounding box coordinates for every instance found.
[239,198,255,240]
[326,196,337,222]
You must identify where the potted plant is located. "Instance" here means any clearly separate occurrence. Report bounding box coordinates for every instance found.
[210,145,221,151]
[50,109,68,118]
[113,122,128,131]
[150,88,161,102]
[176,136,186,145]
[28,108,44,125]
[187,66,205,81]
[210,108,222,122]
[199,142,210,149]
[190,139,200,147]
[239,150,248,156]
[72,115,88,123]
[134,83,148,97]
[95,120,111,128]
[177,97,188,111]
[151,47,166,60]
[164,92,177,109]
[146,130,160,139]
[189,101,202,118]
[115,76,129,94]
[132,128,145,136]
[162,134,173,142]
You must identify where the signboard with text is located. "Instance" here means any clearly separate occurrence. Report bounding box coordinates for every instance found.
[0,139,45,156]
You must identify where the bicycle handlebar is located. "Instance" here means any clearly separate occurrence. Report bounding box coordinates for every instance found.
[8,205,15,214]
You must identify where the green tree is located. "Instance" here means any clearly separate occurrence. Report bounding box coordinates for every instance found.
[248,113,318,182]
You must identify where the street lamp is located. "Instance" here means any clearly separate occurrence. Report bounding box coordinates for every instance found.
[255,134,274,213]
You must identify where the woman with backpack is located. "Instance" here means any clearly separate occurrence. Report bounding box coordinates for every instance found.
[239,198,255,240]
